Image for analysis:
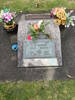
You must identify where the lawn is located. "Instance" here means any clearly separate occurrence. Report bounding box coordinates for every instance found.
[0,0,75,13]
[0,80,75,100]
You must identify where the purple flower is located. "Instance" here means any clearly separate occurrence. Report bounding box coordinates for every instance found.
[2,12,14,23]
[4,18,8,23]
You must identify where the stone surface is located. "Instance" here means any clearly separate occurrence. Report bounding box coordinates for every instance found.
[23,40,56,58]
[23,39,58,66]
[18,14,62,67]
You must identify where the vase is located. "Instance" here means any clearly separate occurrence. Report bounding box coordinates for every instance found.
[3,21,18,33]
[59,25,65,31]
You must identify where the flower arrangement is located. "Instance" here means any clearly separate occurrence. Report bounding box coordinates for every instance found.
[0,8,16,24]
[0,8,16,30]
[50,7,74,28]
[28,20,50,40]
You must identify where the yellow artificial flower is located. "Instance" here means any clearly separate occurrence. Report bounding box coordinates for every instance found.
[60,8,66,13]
[53,7,67,26]
[56,7,66,19]
[61,16,66,21]
[61,20,66,25]
[54,19,61,25]
[61,13,66,20]
[56,11,62,19]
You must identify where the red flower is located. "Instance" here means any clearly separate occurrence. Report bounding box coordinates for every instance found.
[27,35,32,41]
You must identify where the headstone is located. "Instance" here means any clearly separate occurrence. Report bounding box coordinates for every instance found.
[23,39,58,67]
[18,14,62,67]
[23,39,56,59]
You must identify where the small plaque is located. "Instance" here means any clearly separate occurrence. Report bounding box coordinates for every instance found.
[23,39,56,59]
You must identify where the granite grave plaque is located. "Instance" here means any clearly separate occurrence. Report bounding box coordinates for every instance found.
[23,39,58,67]
[23,39,56,59]
[18,14,62,67]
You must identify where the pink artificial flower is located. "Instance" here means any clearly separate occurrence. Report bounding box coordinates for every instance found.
[50,8,57,17]
[3,12,13,23]
[27,35,32,41]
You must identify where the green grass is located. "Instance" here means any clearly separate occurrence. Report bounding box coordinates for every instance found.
[0,80,75,100]
[0,0,75,13]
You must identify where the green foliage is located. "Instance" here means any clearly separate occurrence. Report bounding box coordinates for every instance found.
[66,13,74,27]
[30,20,50,39]
[3,8,10,13]
[30,25,36,33]
[39,21,45,33]
[0,80,75,100]
[0,0,75,13]
[0,18,2,22]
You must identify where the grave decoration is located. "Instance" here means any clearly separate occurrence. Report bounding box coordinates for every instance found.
[11,43,18,52]
[50,7,74,29]
[0,8,16,32]
[28,20,50,40]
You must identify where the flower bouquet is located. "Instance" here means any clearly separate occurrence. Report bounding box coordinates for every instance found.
[28,20,50,40]
[0,8,16,32]
[50,7,74,30]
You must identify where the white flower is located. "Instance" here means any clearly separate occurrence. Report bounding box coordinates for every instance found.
[1,10,4,16]
[66,23,70,28]
[71,22,75,26]
[67,10,74,17]
[0,10,4,18]
[38,20,43,28]
[65,25,67,28]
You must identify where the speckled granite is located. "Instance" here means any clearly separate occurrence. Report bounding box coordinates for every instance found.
[17,14,62,67]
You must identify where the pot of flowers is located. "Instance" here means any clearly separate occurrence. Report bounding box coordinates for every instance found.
[0,8,17,33]
[27,20,50,40]
[50,7,74,31]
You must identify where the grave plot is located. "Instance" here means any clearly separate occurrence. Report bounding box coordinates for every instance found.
[18,14,62,67]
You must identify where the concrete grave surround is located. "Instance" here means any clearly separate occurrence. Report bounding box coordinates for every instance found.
[17,14,62,67]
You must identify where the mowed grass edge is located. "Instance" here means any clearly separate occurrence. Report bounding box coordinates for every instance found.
[0,80,75,100]
[0,0,75,13]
